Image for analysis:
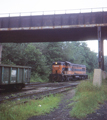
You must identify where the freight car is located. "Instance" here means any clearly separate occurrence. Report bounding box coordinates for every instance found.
[49,61,88,82]
[0,64,31,90]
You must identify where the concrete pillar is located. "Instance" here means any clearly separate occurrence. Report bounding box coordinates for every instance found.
[0,44,2,64]
[97,27,104,70]
[93,69,102,87]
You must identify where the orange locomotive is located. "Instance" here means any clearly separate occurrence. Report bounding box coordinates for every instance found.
[49,61,88,82]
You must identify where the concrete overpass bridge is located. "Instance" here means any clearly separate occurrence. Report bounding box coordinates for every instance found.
[0,7,107,70]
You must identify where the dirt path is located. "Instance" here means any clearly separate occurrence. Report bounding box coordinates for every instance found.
[28,89,107,120]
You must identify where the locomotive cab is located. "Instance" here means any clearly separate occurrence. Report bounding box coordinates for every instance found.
[49,62,65,82]
[52,62,65,74]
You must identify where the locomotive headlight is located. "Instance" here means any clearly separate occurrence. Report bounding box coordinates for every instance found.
[55,62,57,64]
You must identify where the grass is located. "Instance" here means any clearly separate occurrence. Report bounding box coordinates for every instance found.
[0,94,61,120]
[87,72,93,80]
[69,79,107,118]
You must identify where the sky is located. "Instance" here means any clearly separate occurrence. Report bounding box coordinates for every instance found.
[0,0,107,55]
[86,40,107,56]
[0,0,107,13]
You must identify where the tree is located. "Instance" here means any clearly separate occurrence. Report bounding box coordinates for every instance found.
[2,43,49,77]
[1,41,99,81]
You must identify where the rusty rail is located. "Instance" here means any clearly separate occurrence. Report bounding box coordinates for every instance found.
[0,84,78,103]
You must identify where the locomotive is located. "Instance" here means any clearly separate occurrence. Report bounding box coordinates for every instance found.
[49,61,88,82]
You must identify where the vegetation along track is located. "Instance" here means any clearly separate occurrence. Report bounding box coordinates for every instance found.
[0,83,78,104]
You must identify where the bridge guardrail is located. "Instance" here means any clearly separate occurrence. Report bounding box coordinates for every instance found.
[0,7,107,17]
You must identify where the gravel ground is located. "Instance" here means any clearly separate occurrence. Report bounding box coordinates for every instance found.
[28,89,107,120]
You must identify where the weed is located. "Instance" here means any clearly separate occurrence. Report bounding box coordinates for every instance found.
[66,99,70,103]
[68,102,74,108]
[69,80,107,118]
[4,96,9,99]
[0,94,61,120]
[18,93,22,96]
[30,73,48,83]
[11,94,15,97]
[88,72,93,80]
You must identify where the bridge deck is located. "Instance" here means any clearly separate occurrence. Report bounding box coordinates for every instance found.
[0,11,107,42]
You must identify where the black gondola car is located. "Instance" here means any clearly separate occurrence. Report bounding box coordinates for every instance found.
[0,64,31,90]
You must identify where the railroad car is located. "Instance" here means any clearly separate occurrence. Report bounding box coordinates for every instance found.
[49,61,88,82]
[0,64,31,90]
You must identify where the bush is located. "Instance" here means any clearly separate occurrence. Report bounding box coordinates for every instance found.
[30,73,48,83]
[30,73,43,83]
[87,72,93,80]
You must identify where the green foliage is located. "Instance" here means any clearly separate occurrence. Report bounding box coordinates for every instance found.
[30,73,47,83]
[104,56,107,72]
[87,72,94,80]
[2,59,15,65]
[42,42,64,65]
[59,41,98,73]
[2,43,49,82]
[0,94,61,120]
[69,80,107,118]
[1,41,99,81]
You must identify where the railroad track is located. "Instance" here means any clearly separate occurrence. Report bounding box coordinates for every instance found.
[0,82,57,97]
[0,82,80,101]
[26,81,81,86]
[25,82,47,86]
[0,83,78,104]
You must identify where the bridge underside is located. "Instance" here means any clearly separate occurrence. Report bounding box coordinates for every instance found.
[0,26,107,43]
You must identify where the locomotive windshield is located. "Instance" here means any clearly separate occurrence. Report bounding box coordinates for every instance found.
[52,62,65,65]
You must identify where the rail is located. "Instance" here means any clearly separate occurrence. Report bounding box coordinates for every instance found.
[0,84,78,103]
[0,7,107,17]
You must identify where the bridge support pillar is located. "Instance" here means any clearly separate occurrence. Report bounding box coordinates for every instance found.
[0,44,2,64]
[93,69,102,87]
[97,27,104,70]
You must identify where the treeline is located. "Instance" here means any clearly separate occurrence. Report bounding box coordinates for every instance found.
[1,42,102,81]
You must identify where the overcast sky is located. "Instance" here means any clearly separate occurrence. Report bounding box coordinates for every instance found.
[86,40,107,55]
[0,0,107,55]
[0,0,107,13]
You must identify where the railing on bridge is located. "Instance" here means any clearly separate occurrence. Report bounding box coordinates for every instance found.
[0,7,107,17]
[0,7,107,31]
